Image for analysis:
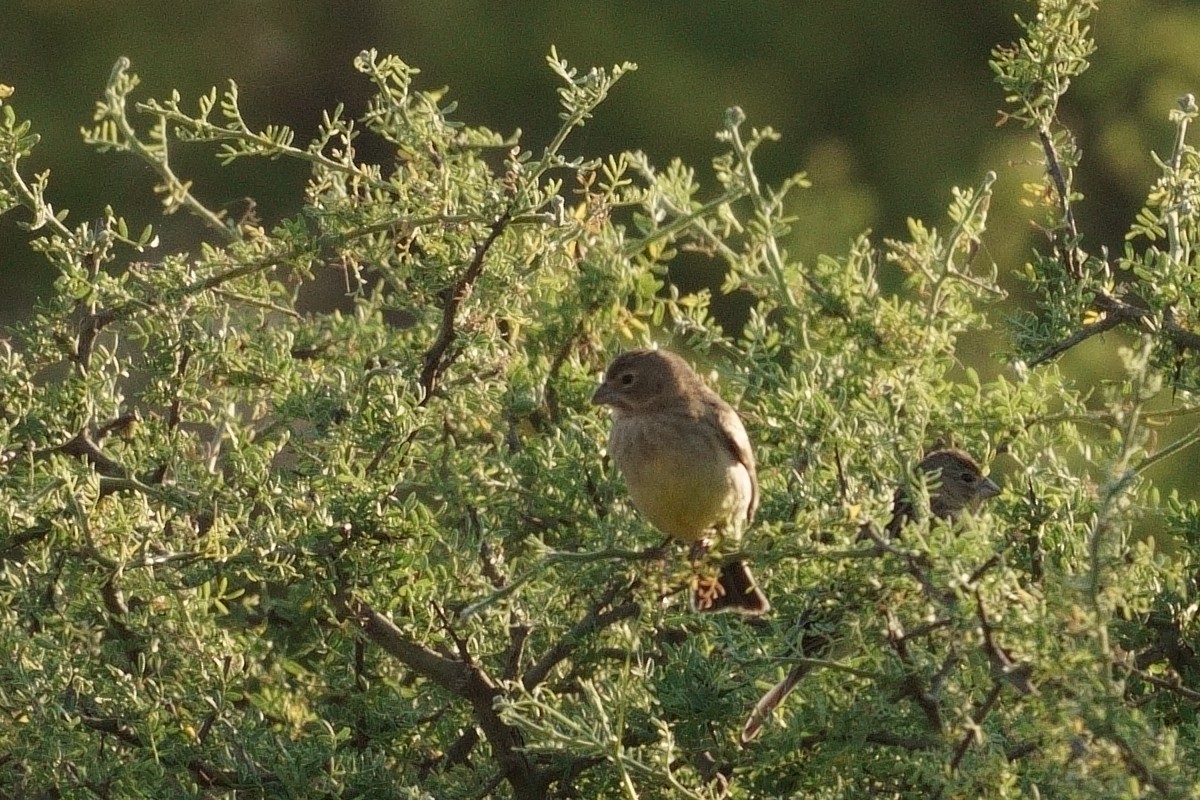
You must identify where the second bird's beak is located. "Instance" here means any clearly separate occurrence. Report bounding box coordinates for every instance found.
[979,477,1001,499]
[591,384,612,407]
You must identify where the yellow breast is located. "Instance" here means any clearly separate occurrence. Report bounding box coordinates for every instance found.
[607,413,752,542]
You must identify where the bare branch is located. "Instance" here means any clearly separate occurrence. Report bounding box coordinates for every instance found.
[1118,658,1200,704]
[54,430,129,479]
[522,578,639,690]
[419,212,512,404]
[1037,127,1083,279]
[1026,308,1124,368]
[864,731,941,751]
[1029,291,1200,369]
[333,591,542,798]
[73,308,121,374]
[977,592,1037,695]
[885,610,944,733]
[949,681,1003,773]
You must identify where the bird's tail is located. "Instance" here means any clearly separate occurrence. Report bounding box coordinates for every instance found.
[692,561,770,616]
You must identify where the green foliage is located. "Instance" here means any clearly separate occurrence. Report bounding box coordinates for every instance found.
[1,3,1199,798]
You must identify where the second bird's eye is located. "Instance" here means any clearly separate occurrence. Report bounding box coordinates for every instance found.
[961,472,977,483]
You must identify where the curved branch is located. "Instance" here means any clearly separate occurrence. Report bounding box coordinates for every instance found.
[1038,128,1083,279]
[419,211,512,404]
[333,591,543,799]
[1028,292,1200,368]
[521,578,639,690]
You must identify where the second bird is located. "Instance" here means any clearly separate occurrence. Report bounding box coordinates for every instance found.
[739,447,1002,742]
[592,348,769,615]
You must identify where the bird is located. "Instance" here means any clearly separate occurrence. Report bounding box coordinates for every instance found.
[591,348,769,615]
[883,448,1001,539]
[740,448,1000,742]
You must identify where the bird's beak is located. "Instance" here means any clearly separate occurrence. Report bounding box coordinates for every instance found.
[979,477,1001,499]
[591,384,612,406]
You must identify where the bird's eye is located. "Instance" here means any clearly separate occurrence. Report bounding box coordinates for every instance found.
[961,471,977,483]
[619,372,635,386]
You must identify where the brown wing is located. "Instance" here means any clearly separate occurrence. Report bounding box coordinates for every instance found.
[702,389,758,522]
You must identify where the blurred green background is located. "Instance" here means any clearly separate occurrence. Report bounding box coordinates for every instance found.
[3,2,1199,492]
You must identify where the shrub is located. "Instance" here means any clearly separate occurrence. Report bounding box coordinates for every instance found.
[1,3,1198,797]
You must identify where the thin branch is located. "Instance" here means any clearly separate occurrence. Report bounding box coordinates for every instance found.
[1101,727,1174,796]
[459,544,665,620]
[54,430,129,479]
[1165,94,1197,264]
[419,211,512,404]
[479,535,507,589]
[421,727,480,778]
[1,520,52,559]
[75,705,274,791]
[762,655,880,682]
[966,551,1004,586]
[862,526,952,606]
[885,610,943,733]
[863,731,941,751]
[100,59,235,239]
[977,592,1036,695]
[542,316,587,423]
[1038,127,1083,279]
[345,211,552,243]
[536,753,608,800]
[725,108,795,308]
[503,622,531,682]
[333,591,542,798]
[900,618,954,642]
[434,600,475,665]
[1006,739,1042,762]
[929,648,961,700]
[522,579,639,690]
[73,308,121,374]
[2,146,74,240]
[77,710,142,748]
[619,186,747,262]
[1027,111,1200,366]
[1135,423,1200,475]
[1117,659,1200,704]
[1029,289,1200,369]
[192,253,288,293]
[1163,305,1200,351]
[949,681,1004,773]
[1026,308,1124,367]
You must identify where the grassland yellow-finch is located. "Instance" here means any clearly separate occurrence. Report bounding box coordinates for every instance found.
[592,349,769,616]
[741,448,999,741]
